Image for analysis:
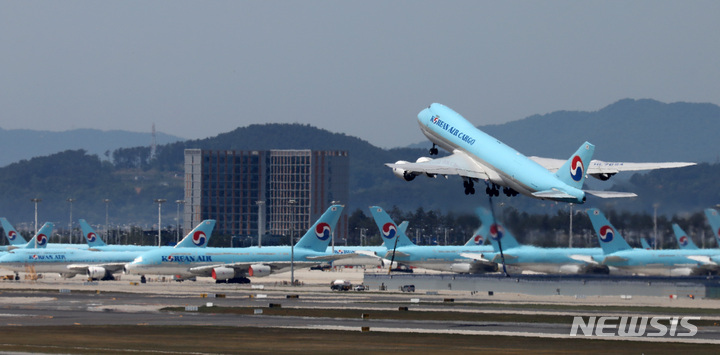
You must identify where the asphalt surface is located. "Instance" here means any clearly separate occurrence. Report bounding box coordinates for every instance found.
[1,270,720,344]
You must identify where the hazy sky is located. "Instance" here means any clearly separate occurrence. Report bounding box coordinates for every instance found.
[2,1,719,148]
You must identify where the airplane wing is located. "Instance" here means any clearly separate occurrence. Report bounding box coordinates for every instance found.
[601,255,628,264]
[386,150,490,180]
[459,252,492,262]
[383,250,411,258]
[307,252,380,262]
[66,263,127,274]
[188,261,316,277]
[529,157,695,180]
[686,255,718,265]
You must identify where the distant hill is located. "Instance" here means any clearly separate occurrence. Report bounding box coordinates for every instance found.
[0,127,184,167]
[1,99,718,227]
[411,99,720,163]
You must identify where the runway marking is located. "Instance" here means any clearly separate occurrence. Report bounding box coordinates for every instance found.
[267,325,720,345]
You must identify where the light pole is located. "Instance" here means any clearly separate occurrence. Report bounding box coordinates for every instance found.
[256,200,265,247]
[103,199,111,242]
[175,200,185,244]
[568,203,574,248]
[288,199,297,286]
[67,198,75,244]
[155,199,167,246]
[653,203,660,250]
[30,198,42,235]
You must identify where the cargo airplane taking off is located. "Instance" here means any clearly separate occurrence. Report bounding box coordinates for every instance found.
[388,103,695,203]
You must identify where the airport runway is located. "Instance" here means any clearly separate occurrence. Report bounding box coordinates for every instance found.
[2,270,720,345]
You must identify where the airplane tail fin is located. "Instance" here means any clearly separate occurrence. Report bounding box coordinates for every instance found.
[555,142,595,189]
[22,222,53,249]
[640,237,652,250]
[476,207,520,251]
[704,209,720,247]
[175,220,216,248]
[368,206,415,248]
[1,217,28,246]
[464,226,487,246]
[78,219,108,247]
[672,224,699,250]
[586,208,632,254]
[295,205,344,252]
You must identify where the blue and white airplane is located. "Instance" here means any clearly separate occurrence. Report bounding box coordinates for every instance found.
[1,218,78,250]
[587,208,719,276]
[0,220,216,280]
[389,103,693,203]
[368,206,497,273]
[78,219,211,251]
[672,224,700,250]
[125,205,344,282]
[460,208,608,274]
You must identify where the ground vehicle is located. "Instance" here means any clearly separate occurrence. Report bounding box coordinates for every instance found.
[400,284,415,292]
[354,284,367,291]
[330,279,352,291]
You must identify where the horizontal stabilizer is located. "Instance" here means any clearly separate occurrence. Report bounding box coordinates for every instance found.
[532,189,577,200]
[307,253,379,261]
[530,157,696,174]
[584,190,637,198]
[568,254,598,264]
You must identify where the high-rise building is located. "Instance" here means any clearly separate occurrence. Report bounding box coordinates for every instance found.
[183,149,349,243]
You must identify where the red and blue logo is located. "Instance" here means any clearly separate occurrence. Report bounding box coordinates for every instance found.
[570,156,584,182]
[432,115,439,124]
[35,234,48,246]
[8,230,17,241]
[381,223,397,240]
[86,232,97,243]
[31,254,38,260]
[599,226,614,243]
[192,231,207,246]
[315,222,331,241]
[679,235,689,247]
[473,234,484,245]
[490,225,504,241]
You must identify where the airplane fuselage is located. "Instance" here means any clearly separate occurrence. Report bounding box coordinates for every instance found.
[418,104,586,203]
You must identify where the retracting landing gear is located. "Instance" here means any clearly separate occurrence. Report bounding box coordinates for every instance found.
[485,183,500,197]
[463,178,475,195]
[429,144,439,156]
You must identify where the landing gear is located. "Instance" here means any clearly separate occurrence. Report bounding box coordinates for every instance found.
[485,183,500,197]
[503,187,518,197]
[429,144,438,156]
[463,179,475,195]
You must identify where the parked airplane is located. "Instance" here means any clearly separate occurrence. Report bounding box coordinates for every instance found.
[672,224,700,250]
[586,208,718,276]
[367,206,497,273]
[459,208,608,274]
[78,219,211,251]
[0,220,215,280]
[124,205,344,283]
[1,218,77,249]
[389,103,694,203]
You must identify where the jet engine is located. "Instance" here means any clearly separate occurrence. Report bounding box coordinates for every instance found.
[248,264,272,277]
[392,161,417,181]
[449,263,471,273]
[211,267,237,280]
[87,266,109,280]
